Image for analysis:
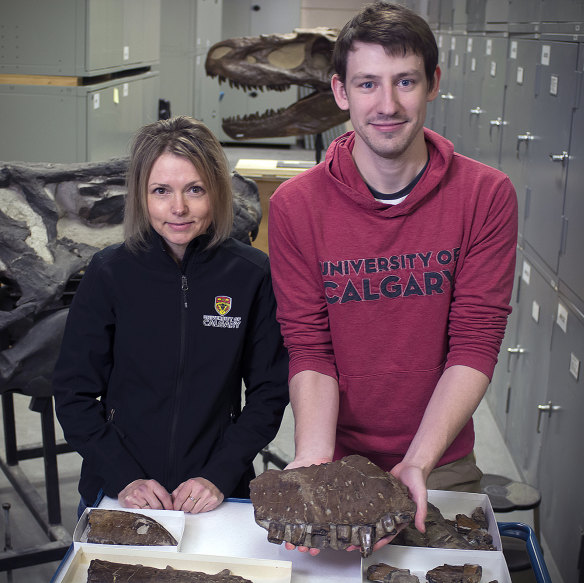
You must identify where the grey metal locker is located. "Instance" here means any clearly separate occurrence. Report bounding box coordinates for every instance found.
[557,42,584,310]
[87,74,160,161]
[540,0,583,24]
[217,0,300,145]
[0,0,160,76]
[158,0,222,132]
[432,33,452,137]
[537,297,584,583]
[507,0,541,32]
[486,247,522,434]
[458,34,487,160]
[499,38,540,245]
[0,71,159,163]
[474,35,508,170]
[521,40,578,275]
[435,34,466,149]
[504,255,556,486]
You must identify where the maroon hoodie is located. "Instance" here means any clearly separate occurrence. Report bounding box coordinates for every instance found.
[269,128,518,471]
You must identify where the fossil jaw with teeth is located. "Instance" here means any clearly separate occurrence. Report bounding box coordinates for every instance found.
[249,455,416,557]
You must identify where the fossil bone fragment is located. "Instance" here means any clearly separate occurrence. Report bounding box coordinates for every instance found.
[366,562,419,582]
[393,503,494,550]
[425,563,483,583]
[86,509,178,546]
[250,454,416,557]
[86,559,253,582]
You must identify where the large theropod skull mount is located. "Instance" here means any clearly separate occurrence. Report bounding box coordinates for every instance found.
[205,28,349,140]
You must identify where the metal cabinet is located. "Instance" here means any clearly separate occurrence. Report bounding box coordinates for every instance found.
[504,255,556,486]
[434,33,466,150]
[521,41,579,275]
[557,43,584,312]
[458,34,487,160]
[486,247,522,434]
[537,297,584,583]
[159,0,223,136]
[475,35,508,170]
[499,38,539,245]
[0,72,159,163]
[1,0,161,76]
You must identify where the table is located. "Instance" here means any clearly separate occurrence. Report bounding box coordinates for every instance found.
[52,498,362,582]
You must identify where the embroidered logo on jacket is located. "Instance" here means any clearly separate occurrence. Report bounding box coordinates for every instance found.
[203,296,242,329]
[215,296,232,315]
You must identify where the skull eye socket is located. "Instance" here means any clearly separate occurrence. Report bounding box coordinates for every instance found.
[267,43,305,69]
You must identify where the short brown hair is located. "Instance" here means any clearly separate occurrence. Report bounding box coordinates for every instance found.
[333,1,438,90]
[124,116,233,253]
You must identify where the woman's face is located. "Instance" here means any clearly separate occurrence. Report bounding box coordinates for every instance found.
[147,152,212,261]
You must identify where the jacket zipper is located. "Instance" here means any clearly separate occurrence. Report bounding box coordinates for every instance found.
[181,275,188,308]
[166,271,189,488]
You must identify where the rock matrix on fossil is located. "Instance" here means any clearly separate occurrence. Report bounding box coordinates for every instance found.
[86,559,253,582]
[86,509,177,546]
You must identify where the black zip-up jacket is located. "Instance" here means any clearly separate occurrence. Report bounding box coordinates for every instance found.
[53,231,289,504]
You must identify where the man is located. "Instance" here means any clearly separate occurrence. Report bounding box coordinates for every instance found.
[268,1,517,551]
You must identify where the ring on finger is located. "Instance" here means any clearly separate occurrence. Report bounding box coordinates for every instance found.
[188,496,197,502]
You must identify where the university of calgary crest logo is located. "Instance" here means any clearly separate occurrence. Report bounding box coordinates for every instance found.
[214,296,232,316]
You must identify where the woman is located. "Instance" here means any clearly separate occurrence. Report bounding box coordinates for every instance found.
[53,116,289,515]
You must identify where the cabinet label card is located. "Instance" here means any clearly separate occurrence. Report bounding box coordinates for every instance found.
[550,75,559,96]
[556,302,568,333]
[570,353,580,381]
[541,45,551,66]
[93,93,100,110]
[522,261,531,285]
[531,300,540,323]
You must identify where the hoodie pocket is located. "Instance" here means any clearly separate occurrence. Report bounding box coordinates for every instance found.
[336,363,444,455]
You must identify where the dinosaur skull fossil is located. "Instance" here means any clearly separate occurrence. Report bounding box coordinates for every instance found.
[205,28,349,139]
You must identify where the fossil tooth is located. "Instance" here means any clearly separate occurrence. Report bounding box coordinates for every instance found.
[359,525,373,557]
[381,513,396,534]
[336,524,351,543]
[288,523,306,546]
[267,521,285,543]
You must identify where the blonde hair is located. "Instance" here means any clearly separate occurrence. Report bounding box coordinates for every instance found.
[124,116,233,252]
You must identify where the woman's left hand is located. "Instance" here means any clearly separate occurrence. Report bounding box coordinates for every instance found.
[171,477,224,513]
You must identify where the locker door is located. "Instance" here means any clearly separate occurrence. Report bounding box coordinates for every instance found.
[522,41,578,274]
[499,38,539,244]
[540,0,583,22]
[558,43,584,306]
[433,33,452,136]
[504,257,555,486]
[486,247,522,434]
[459,35,487,160]
[440,34,466,149]
[537,300,584,583]
[475,36,508,170]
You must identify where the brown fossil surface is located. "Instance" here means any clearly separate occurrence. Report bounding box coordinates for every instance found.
[86,509,178,546]
[366,562,419,582]
[393,503,494,550]
[425,563,483,583]
[249,454,416,557]
[86,559,253,582]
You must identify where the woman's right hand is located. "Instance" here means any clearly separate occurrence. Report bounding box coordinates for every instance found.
[118,478,174,510]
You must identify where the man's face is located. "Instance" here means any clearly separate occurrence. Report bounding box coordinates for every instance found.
[331,41,440,162]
